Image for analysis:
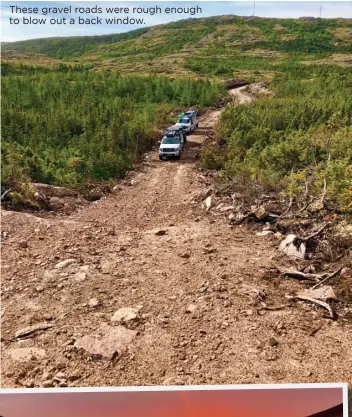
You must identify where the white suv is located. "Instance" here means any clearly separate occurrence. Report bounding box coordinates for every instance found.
[159,135,183,160]
[175,110,198,133]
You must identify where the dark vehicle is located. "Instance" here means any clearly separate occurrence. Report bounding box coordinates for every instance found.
[164,125,187,144]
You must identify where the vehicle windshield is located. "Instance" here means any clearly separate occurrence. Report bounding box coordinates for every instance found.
[181,118,190,124]
[162,137,180,144]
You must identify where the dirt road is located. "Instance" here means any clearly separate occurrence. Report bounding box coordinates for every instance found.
[1,88,351,390]
[229,85,255,104]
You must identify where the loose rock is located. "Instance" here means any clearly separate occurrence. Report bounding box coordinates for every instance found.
[74,271,87,282]
[341,267,351,278]
[185,304,197,314]
[256,231,273,237]
[74,324,137,359]
[7,347,46,362]
[253,206,269,220]
[269,337,279,347]
[88,298,100,308]
[100,260,115,274]
[42,380,54,388]
[55,259,75,269]
[55,371,66,380]
[297,285,336,301]
[204,196,212,212]
[111,307,139,323]
[155,229,167,236]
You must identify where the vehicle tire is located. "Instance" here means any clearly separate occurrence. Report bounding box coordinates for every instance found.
[159,156,163,160]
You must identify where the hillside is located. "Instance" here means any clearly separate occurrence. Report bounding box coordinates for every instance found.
[2,15,352,80]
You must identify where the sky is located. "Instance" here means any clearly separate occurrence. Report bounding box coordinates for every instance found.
[1,1,352,42]
[0,387,344,417]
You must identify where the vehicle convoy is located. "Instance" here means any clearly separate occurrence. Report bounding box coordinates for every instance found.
[159,126,186,160]
[176,110,198,133]
[158,111,198,160]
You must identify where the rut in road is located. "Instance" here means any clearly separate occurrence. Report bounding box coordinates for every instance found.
[1,87,351,389]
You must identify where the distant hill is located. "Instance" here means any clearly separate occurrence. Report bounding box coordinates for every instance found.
[1,28,149,58]
[2,15,351,78]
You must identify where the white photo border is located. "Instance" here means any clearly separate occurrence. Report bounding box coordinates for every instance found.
[0,382,349,416]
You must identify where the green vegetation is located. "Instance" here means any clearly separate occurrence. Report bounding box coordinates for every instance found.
[2,69,223,186]
[1,28,149,59]
[202,63,352,212]
[2,16,351,75]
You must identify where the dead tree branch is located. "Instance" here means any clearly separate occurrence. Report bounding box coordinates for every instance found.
[300,223,330,242]
[287,295,336,319]
[310,266,343,290]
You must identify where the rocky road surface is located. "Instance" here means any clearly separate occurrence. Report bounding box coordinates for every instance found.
[1,87,351,392]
